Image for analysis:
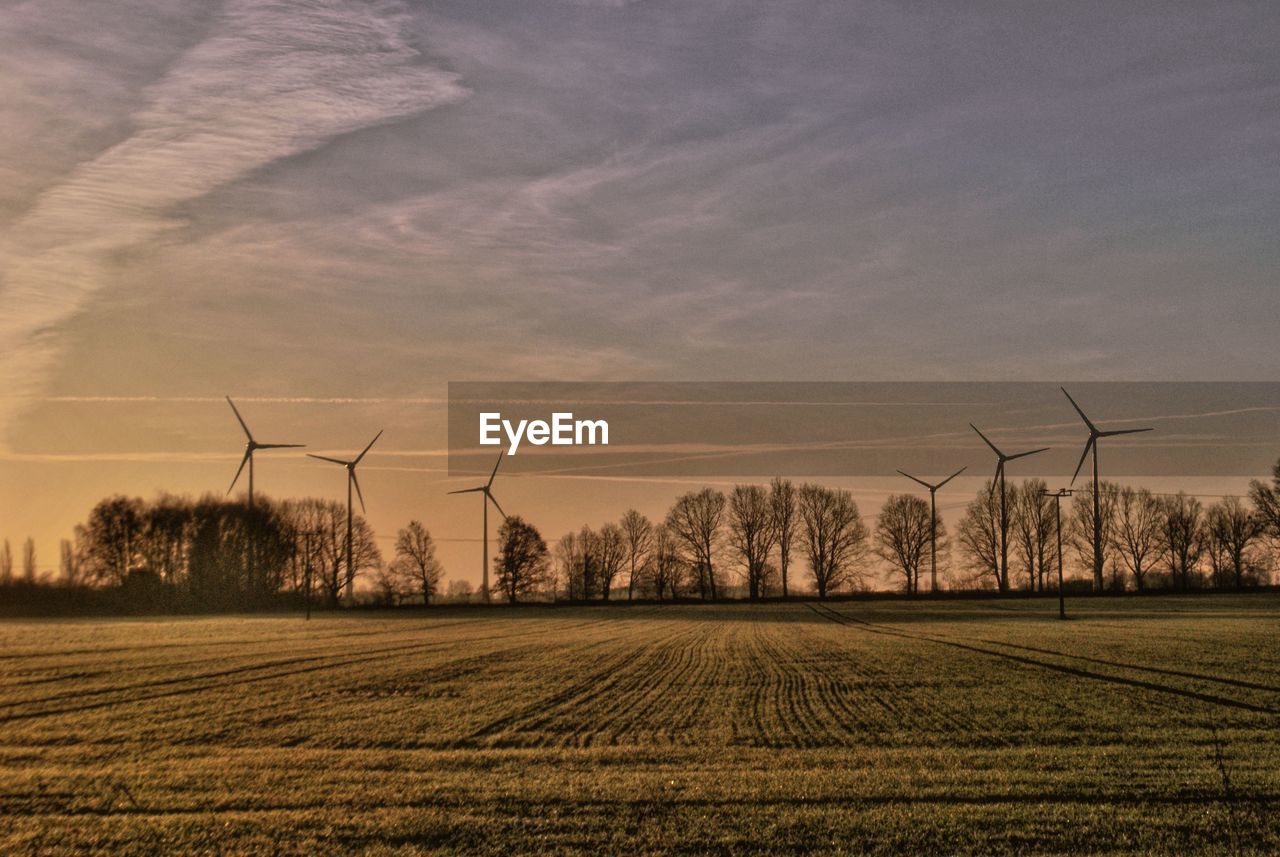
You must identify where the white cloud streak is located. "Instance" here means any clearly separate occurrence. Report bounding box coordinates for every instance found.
[0,0,467,449]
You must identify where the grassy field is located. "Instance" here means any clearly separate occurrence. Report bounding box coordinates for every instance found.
[2,595,1278,855]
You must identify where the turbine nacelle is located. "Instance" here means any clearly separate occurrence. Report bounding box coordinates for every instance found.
[225,397,305,496]
[307,430,382,513]
[1060,388,1153,485]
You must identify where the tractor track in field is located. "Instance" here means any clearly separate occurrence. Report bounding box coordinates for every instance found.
[457,618,698,748]
[0,618,496,663]
[806,602,1279,717]
[0,611,660,724]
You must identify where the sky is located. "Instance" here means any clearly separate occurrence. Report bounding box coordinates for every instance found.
[0,0,1277,587]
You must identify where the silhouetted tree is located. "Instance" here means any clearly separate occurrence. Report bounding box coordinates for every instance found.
[1205,497,1263,590]
[1160,492,1204,590]
[1011,479,1054,592]
[596,522,626,600]
[770,477,798,597]
[620,509,653,601]
[0,539,10,583]
[82,496,144,585]
[875,494,933,595]
[59,537,85,587]
[390,521,444,604]
[445,578,474,603]
[648,524,684,601]
[666,488,726,600]
[555,531,585,601]
[283,497,378,607]
[492,516,549,604]
[21,537,36,583]
[956,484,1002,591]
[1069,481,1121,591]
[1249,458,1280,539]
[1111,486,1163,591]
[729,484,777,600]
[186,497,293,610]
[798,483,868,599]
[138,494,192,585]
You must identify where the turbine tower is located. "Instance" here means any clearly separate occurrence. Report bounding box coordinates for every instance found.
[448,454,507,603]
[226,396,304,509]
[970,424,1048,590]
[897,466,966,594]
[308,430,382,600]
[1061,387,1153,591]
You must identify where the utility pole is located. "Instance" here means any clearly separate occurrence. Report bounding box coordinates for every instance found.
[1043,489,1072,620]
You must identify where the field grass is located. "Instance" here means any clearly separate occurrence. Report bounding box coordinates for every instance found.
[2,595,1278,855]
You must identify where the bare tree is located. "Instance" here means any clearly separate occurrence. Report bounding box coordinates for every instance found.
[284,498,379,607]
[1205,497,1264,589]
[139,494,193,586]
[1011,479,1054,592]
[956,483,1002,591]
[1069,481,1120,591]
[770,477,798,597]
[797,483,869,599]
[445,578,474,603]
[648,523,684,601]
[596,522,626,600]
[0,539,10,583]
[21,537,37,583]
[492,516,550,603]
[554,531,585,601]
[875,494,933,595]
[391,521,445,604]
[729,484,777,600]
[1111,486,1164,591]
[81,496,145,585]
[1160,492,1204,590]
[59,537,86,587]
[666,488,726,600]
[1249,458,1280,539]
[371,562,410,606]
[620,509,653,601]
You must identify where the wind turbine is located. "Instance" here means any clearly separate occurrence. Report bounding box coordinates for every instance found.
[1061,387,1153,591]
[897,466,966,594]
[970,424,1049,590]
[226,396,304,510]
[308,430,382,601]
[448,454,507,603]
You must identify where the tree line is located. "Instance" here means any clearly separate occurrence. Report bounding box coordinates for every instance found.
[0,494,447,612]
[5,459,1278,610]
[488,462,1280,603]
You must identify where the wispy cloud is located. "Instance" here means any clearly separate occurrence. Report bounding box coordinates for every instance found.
[0,0,467,449]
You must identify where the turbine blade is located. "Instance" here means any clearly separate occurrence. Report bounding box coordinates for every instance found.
[447,487,485,495]
[897,469,933,490]
[1060,387,1098,433]
[1070,437,1094,486]
[486,491,508,520]
[937,466,967,489]
[486,453,503,489]
[227,450,251,495]
[1007,446,1050,461]
[970,424,1002,457]
[307,453,350,465]
[355,430,383,464]
[257,443,305,449]
[1099,427,1153,437]
[989,462,1001,500]
[226,396,254,442]
[351,471,366,514]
